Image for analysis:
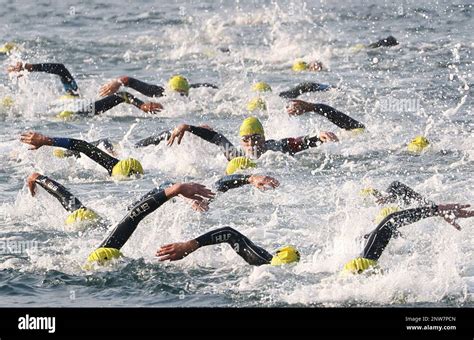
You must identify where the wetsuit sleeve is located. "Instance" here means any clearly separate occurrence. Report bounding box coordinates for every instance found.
[126,77,165,97]
[194,227,273,266]
[368,36,398,48]
[361,205,439,261]
[35,175,84,212]
[279,82,331,99]
[311,104,365,130]
[272,135,323,155]
[384,181,433,206]
[215,174,251,192]
[188,126,240,161]
[134,130,171,147]
[29,63,78,94]
[57,138,115,159]
[189,83,219,89]
[99,189,169,249]
[51,137,120,174]
[81,92,145,116]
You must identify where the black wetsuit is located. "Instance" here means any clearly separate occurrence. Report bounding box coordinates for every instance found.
[194,227,273,265]
[51,137,120,175]
[380,181,433,206]
[361,205,439,261]
[56,138,114,159]
[278,82,332,99]
[34,175,84,212]
[28,63,79,95]
[368,36,398,48]
[119,77,218,98]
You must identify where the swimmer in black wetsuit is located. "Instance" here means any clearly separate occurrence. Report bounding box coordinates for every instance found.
[8,62,80,97]
[99,74,218,98]
[368,35,399,48]
[156,227,300,266]
[163,108,364,160]
[20,131,144,179]
[85,182,216,266]
[343,202,473,274]
[7,62,164,116]
[26,172,105,228]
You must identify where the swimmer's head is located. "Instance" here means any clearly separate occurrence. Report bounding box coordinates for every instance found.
[168,75,190,96]
[246,97,267,112]
[225,156,257,175]
[57,110,75,120]
[292,60,308,72]
[1,96,14,108]
[343,257,377,274]
[271,246,300,266]
[239,117,265,157]
[252,82,272,93]
[374,206,400,224]
[84,247,122,269]
[0,42,17,54]
[65,207,100,229]
[111,158,144,179]
[59,93,79,101]
[407,136,429,154]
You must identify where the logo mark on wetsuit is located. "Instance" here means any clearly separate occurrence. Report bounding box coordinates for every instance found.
[214,233,231,243]
[129,202,150,220]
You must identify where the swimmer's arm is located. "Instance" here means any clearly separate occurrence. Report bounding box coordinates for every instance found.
[189,83,219,89]
[99,183,215,249]
[378,181,432,206]
[287,100,365,130]
[215,175,280,192]
[279,132,338,155]
[23,63,78,93]
[134,130,171,147]
[279,82,331,99]
[167,124,238,161]
[119,76,165,97]
[28,173,84,212]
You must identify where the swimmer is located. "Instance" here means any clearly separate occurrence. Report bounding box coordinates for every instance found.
[99,74,218,98]
[20,131,144,179]
[343,203,474,274]
[250,80,334,100]
[85,182,215,267]
[156,227,300,266]
[291,60,324,72]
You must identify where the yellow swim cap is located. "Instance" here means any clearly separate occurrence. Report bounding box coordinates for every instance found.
[168,75,190,95]
[57,110,74,120]
[252,82,272,93]
[0,42,16,54]
[271,246,300,266]
[374,205,400,224]
[111,158,144,179]
[292,60,308,72]
[53,149,67,158]
[350,127,365,135]
[59,94,78,101]
[65,207,100,226]
[239,117,265,137]
[359,187,376,197]
[246,97,267,112]
[407,136,429,153]
[343,257,377,274]
[1,96,14,108]
[85,247,122,267]
[225,156,257,175]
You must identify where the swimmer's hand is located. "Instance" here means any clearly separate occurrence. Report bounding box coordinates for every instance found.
[287,100,316,116]
[248,175,280,191]
[27,172,41,196]
[7,61,25,73]
[156,240,199,261]
[140,102,163,113]
[167,124,190,146]
[99,76,127,97]
[165,183,215,202]
[20,131,53,150]
[319,131,339,143]
[190,200,210,212]
[437,204,474,231]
